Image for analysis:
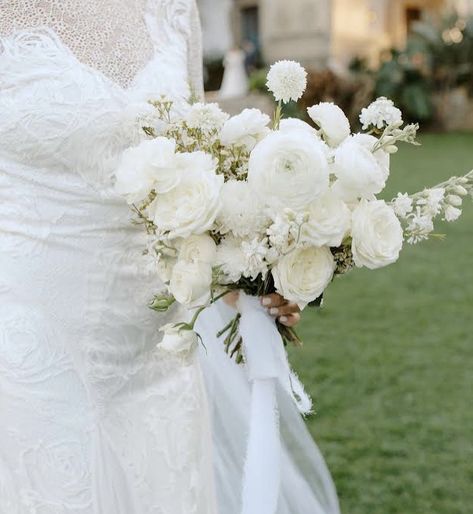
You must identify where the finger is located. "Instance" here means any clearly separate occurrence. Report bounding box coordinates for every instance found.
[223,291,239,308]
[261,293,287,308]
[279,312,301,327]
[270,302,300,317]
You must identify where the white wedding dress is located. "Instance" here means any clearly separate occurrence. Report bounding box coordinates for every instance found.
[0,1,340,513]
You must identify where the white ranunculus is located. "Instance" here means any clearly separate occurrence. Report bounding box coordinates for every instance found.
[351,133,390,180]
[307,102,350,147]
[151,152,223,238]
[279,118,319,137]
[177,234,217,264]
[272,246,335,309]
[156,253,176,283]
[159,324,198,355]
[303,190,352,247]
[216,180,269,238]
[333,137,387,200]
[115,137,181,203]
[248,130,329,211]
[351,200,404,269]
[169,260,212,308]
[220,109,270,151]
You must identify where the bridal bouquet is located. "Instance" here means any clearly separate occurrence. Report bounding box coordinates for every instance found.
[115,61,473,358]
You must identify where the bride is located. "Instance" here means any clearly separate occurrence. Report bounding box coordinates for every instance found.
[0,1,340,513]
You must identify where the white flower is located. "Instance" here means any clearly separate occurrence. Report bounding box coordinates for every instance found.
[272,246,335,309]
[332,136,387,200]
[150,152,223,238]
[279,118,319,137]
[351,133,390,180]
[267,209,306,254]
[115,137,181,204]
[156,253,176,283]
[220,109,270,151]
[248,130,329,210]
[418,187,445,216]
[177,234,217,264]
[241,237,270,279]
[444,205,462,222]
[392,193,413,218]
[159,324,198,355]
[360,97,403,130]
[303,190,352,247]
[216,180,269,237]
[351,200,404,269]
[169,260,212,308]
[215,236,246,283]
[307,102,350,147]
[406,208,434,244]
[186,102,229,132]
[266,60,307,103]
[446,194,463,207]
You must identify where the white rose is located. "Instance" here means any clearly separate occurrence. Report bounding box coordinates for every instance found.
[159,324,198,355]
[351,200,404,269]
[272,246,335,309]
[115,137,180,203]
[220,109,270,151]
[303,190,352,247]
[151,152,223,238]
[156,254,176,283]
[248,130,329,211]
[177,234,217,264]
[169,260,212,308]
[333,137,387,200]
[307,102,350,147]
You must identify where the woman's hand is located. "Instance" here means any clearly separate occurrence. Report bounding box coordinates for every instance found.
[223,292,301,327]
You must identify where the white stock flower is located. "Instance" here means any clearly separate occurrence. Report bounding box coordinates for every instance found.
[177,234,217,264]
[151,152,223,238]
[115,137,181,204]
[406,208,434,244]
[359,97,403,130]
[393,193,414,218]
[351,200,404,269]
[159,324,198,355]
[248,130,329,210]
[266,60,307,103]
[241,237,270,279]
[267,209,306,254]
[169,260,212,308]
[186,102,229,132]
[272,246,336,309]
[418,188,445,216]
[307,102,350,147]
[303,190,352,247]
[216,180,269,237]
[444,205,462,222]
[215,236,246,283]
[333,136,387,200]
[220,109,270,151]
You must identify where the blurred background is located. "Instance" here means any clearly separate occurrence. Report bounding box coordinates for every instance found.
[198,2,473,513]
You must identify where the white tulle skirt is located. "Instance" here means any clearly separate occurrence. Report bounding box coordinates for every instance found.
[196,302,341,514]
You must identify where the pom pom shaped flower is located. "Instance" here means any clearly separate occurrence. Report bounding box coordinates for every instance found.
[307,102,351,147]
[186,102,229,132]
[248,130,329,210]
[360,97,403,130]
[266,60,307,103]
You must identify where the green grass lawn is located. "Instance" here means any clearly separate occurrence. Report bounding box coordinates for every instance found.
[290,133,473,514]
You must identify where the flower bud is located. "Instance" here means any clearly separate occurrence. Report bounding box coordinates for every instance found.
[149,294,176,312]
[452,185,468,196]
[386,145,398,154]
[446,194,462,207]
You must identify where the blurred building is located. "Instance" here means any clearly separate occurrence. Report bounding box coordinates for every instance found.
[199,0,473,68]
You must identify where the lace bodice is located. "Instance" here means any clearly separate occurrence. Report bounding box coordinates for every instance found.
[0,0,202,90]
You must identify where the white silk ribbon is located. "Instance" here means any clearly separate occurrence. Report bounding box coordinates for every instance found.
[237,293,312,514]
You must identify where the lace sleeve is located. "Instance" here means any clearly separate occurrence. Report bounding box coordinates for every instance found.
[188,0,204,101]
